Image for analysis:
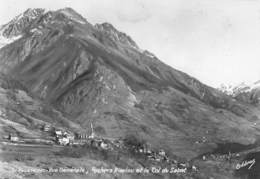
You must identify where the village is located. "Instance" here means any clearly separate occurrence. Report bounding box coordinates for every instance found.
[1,106,177,164]
[3,120,199,173]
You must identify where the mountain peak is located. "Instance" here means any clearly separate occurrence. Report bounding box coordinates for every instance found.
[22,8,45,18]
[57,7,87,24]
[59,7,77,13]
[95,22,139,49]
[1,8,46,38]
[12,8,45,24]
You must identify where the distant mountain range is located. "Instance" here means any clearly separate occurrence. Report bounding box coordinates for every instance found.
[219,81,260,104]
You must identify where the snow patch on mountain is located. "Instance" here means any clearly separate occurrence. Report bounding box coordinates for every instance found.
[250,80,260,91]
[219,81,260,96]
[0,32,22,49]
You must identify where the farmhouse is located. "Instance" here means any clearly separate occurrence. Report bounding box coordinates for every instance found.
[9,133,19,142]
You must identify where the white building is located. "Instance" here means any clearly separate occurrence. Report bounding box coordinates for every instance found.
[55,130,63,136]
[9,134,19,142]
[58,137,70,145]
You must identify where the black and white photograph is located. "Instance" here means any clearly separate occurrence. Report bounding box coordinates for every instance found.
[0,0,260,178]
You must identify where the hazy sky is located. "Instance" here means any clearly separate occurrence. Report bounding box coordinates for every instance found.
[1,0,260,88]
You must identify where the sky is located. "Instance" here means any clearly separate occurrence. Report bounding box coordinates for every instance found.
[1,0,260,88]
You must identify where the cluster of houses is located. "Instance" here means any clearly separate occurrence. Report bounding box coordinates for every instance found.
[205,152,240,162]
[40,123,75,145]
[39,123,200,172]
[54,129,75,145]
[42,123,191,168]
[5,122,199,173]
[131,143,198,172]
[131,144,170,162]
[147,149,170,162]
[42,123,113,149]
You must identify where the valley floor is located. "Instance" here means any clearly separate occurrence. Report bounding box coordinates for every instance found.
[2,137,260,179]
